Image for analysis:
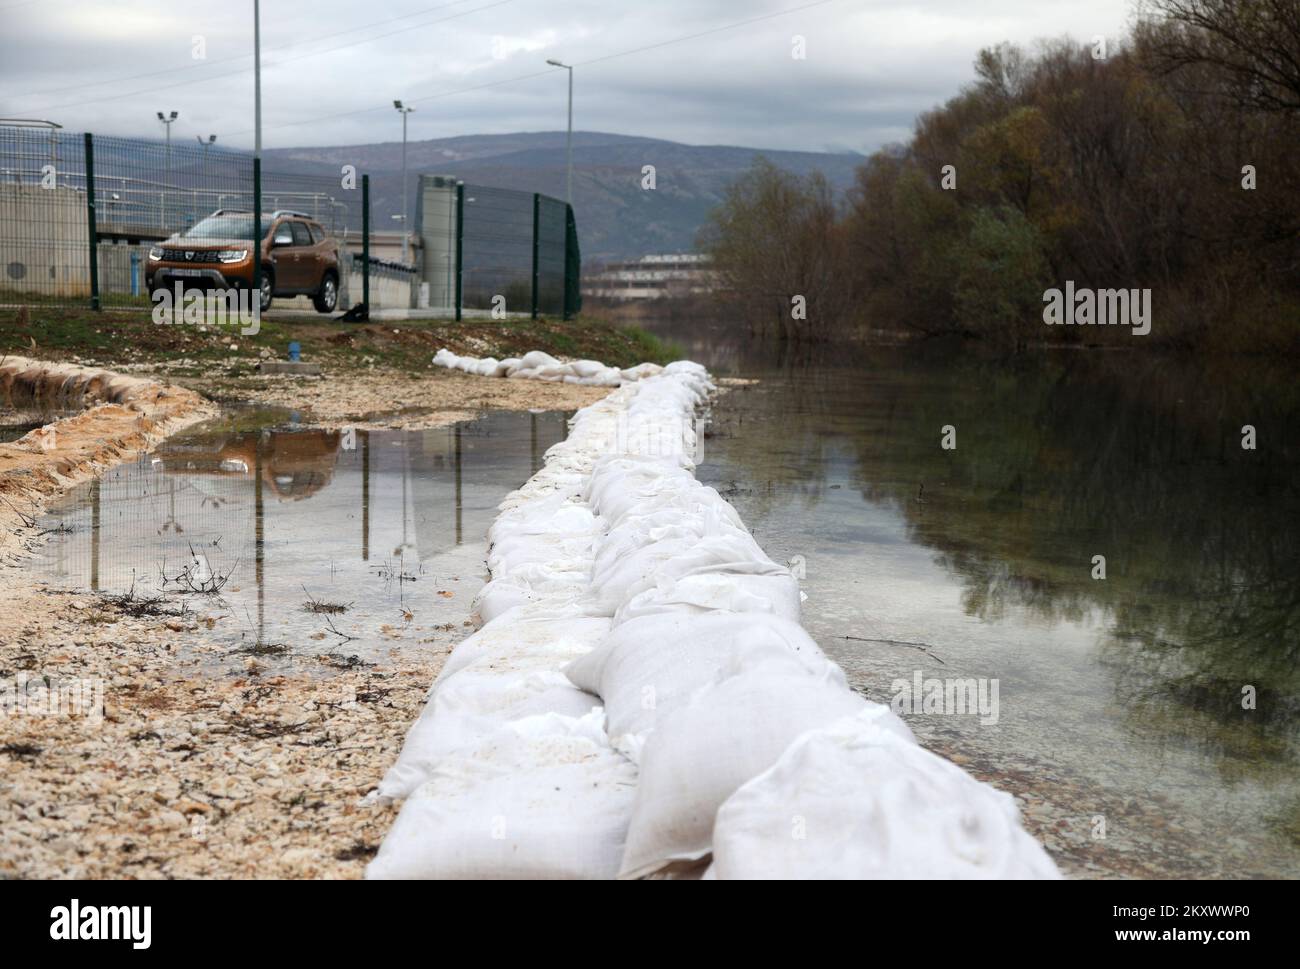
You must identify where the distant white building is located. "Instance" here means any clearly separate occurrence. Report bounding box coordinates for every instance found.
[583,252,714,301]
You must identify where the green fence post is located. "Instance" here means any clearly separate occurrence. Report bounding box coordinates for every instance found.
[84,133,100,311]
[252,157,262,321]
[362,173,371,320]
[454,181,464,322]
[563,203,580,321]
[530,192,540,320]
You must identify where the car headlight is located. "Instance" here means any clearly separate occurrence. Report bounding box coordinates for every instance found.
[148,246,163,261]
[217,249,249,263]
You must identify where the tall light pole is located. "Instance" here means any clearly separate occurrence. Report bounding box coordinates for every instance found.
[157,110,177,227]
[546,59,573,205]
[393,100,415,263]
[197,133,216,163]
[157,110,178,167]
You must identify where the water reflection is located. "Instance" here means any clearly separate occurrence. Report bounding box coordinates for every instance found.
[35,410,572,657]
[646,315,1299,877]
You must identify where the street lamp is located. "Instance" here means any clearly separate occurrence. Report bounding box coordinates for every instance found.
[394,100,415,263]
[157,110,178,163]
[157,110,178,227]
[546,59,573,205]
[197,133,216,163]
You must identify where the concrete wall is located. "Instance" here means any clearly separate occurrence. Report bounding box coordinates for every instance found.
[340,259,415,312]
[0,184,90,297]
[416,175,457,313]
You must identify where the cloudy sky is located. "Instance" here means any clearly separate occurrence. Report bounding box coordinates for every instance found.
[1,0,1136,153]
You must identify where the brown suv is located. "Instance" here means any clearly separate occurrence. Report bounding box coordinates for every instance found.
[147,209,341,313]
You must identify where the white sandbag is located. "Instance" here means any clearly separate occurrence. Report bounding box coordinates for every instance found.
[517,349,562,371]
[618,668,901,879]
[565,613,841,752]
[614,570,802,625]
[710,710,1061,879]
[436,613,611,685]
[585,457,699,519]
[590,530,787,614]
[375,671,600,801]
[433,349,700,392]
[377,621,610,801]
[569,359,608,379]
[621,362,663,382]
[368,711,637,880]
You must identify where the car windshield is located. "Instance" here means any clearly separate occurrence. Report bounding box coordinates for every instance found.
[180,214,265,240]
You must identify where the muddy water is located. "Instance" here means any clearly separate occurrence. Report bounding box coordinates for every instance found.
[32,409,572,662]
[647,316,1299,879]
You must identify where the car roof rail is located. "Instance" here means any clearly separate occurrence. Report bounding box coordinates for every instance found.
[270,209,313,221]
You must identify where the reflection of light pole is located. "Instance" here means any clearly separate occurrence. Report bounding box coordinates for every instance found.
[546,60,573,205]
[393,100,415,263]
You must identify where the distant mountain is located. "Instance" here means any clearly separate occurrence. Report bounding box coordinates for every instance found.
[264,132,864,263]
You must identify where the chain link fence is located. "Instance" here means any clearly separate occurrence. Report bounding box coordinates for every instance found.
[1,122,580,319]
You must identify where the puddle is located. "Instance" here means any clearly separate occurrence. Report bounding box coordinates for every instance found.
[0,401,76,443]
[0,418,44,443]
[32,408,574,665]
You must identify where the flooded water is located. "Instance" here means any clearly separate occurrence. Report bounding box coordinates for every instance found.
[650,317,1298,879]
[26,318,1300,878]
[33,409,572,662]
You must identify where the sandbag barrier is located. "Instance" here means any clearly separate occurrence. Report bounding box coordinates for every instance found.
[367,354,1060,880]
[433,348,662,387]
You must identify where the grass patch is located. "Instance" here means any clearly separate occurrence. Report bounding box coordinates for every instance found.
[0,307,681,378]
[302,585,351,615]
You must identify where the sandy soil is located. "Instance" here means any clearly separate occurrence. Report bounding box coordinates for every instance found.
[0,584,451,878]
[213,367,613,429]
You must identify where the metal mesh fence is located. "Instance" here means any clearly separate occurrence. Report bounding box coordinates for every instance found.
[89,134,252,306]
[0,124,88,305]
[460,184,533,313]
[536,195,567,316]
[2,124,581,319]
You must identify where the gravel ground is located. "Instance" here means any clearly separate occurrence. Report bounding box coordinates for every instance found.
[0,358,501,878]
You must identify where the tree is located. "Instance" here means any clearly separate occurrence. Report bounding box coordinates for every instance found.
[699,158,848,341]
[1145,0,1300,113]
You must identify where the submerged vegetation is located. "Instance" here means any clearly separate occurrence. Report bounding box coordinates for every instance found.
[702,0,1300,350]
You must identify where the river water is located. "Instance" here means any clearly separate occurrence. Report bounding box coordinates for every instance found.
[658,316,1299,878]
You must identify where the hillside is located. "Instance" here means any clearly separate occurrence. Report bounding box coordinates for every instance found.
[264,131,864,262]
